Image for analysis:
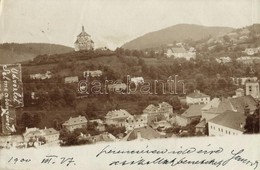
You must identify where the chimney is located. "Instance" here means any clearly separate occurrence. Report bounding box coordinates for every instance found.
[82,26,84,32]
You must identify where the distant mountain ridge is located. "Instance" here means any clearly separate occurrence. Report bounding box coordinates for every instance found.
[0,43,73,64]
[121,24,234,50]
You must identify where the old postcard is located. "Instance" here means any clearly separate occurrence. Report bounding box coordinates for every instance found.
[0,0,259,169]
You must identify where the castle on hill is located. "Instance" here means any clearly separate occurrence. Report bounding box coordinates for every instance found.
[74,26,94,51]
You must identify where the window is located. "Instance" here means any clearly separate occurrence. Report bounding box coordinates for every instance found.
[218,128,220,131]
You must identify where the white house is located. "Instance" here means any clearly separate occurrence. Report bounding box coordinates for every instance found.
[62,115,88,132]
[105,109,133,127]
[186,90,210,105]
[30,71,52,80]
[208,110,245,136]
[125,114,148,131]
[83,70,102,78]
[130,77,144,85]
[64,76,79,84]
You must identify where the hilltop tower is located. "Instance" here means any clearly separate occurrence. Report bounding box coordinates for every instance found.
[74,26,94,51]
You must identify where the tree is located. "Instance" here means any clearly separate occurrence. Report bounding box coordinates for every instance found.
[244,108,259,134]
[21,112,34,128]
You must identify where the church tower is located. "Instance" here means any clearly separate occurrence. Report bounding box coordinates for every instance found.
[245,79,259,99]
[74,26,94,51]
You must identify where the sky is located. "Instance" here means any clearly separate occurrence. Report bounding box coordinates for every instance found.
[0,0,259,50]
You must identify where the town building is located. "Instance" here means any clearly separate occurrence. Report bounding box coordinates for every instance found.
[143,102,173,124]
[105,109,133,127]
[89,119,106,132]
[23,127,59,143]
[0,135,24,148]
[186,90,210,105]
[125,114,148,131]
[74,26,94,51]
[176,104,205,127]
[62,115,88,132]
[215,56,231,64]
[42,128,60,143]
[83,70,102,78]
[245,79,260,99]
[64,76,79,84]
[208,110,246,136]
[30,71,52,80]
[130,77,144,85]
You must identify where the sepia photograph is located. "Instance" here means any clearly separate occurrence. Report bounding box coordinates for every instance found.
[0,0,259,169]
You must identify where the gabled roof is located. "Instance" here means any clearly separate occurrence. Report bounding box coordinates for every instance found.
[43,128,59,136]
[209,110,246,132]
[181,104,205,118]
[63,115,88,126]
[105,109,132,119]
[123,126,160,141]
[23,128,42,137]
[202,98,220,111]
[229,95,257,113]
[77,31,90,37]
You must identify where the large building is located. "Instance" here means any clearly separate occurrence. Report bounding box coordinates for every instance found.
[74,26,94,51]
[105,109,133,127]
[62,115,88,132]
[208,110,246,136]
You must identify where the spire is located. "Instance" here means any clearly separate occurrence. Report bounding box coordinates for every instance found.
[82,26,85,32]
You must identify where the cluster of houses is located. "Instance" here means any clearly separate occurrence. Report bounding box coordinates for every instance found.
[58,101,174,143]
[0,127,59,148]
[1,77,259,148]
[176,78,260,136]
[243,47,260,56]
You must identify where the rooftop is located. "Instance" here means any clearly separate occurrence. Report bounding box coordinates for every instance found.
[63,115,88,126]
[123,126,161,141]
[105,109,132,119]
[209,110,246,132]
[181,104,205,118]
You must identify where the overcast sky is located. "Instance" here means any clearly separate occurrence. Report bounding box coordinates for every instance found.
[0,0,259,49]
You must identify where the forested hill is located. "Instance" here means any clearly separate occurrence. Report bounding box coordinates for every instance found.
[0,43,73,64]
[121,24,233,50]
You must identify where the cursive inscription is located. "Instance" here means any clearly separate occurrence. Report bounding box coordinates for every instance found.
[96,145,259,170]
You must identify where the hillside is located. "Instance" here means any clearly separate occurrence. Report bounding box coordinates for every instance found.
[122,24,233,50]
[0,43,73,64]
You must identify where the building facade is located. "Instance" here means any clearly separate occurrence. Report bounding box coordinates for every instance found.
[74,26,94,51]
[62,115,88,132]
